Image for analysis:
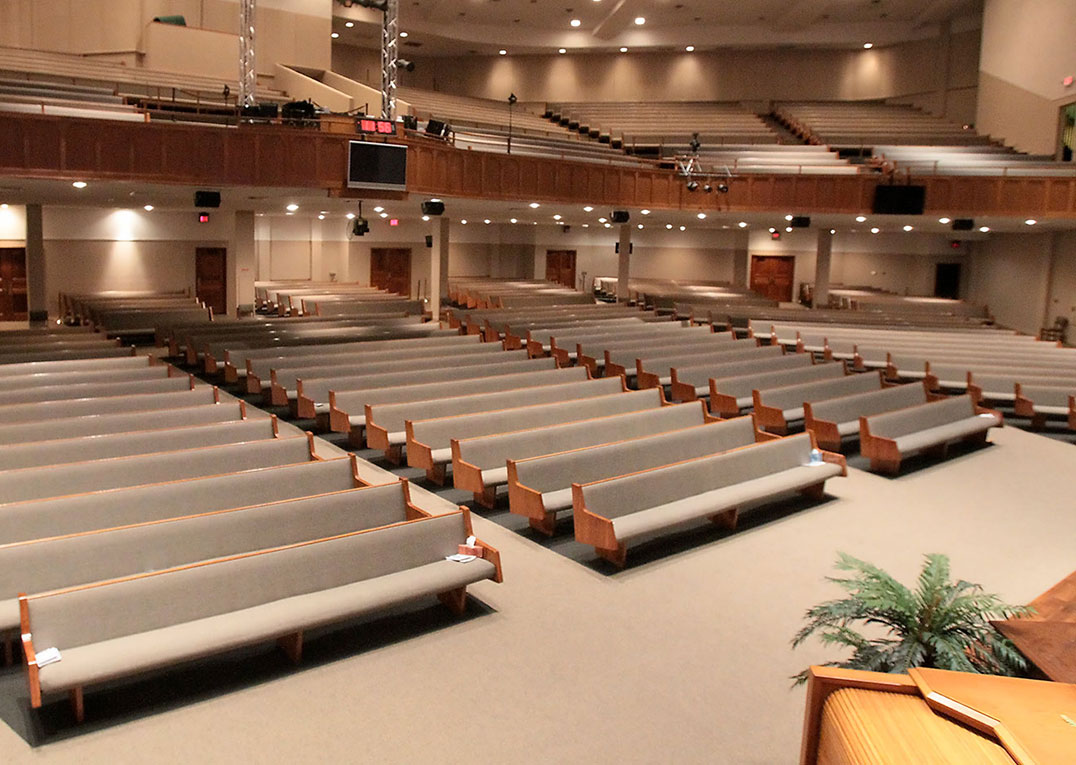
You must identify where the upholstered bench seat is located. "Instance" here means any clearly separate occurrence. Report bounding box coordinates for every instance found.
[611,462,842,544]
[893,414,999,453]
[37,558,495,695]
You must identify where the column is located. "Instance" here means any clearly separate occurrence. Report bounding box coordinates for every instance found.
[731,229,749,289]
[814,229,833,309]
[616,223,631,303]
[429,216,450,321]
[229,211,257,317]
[25,204,47,323]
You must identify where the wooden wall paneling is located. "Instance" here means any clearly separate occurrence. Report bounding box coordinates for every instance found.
[132,129,164,178]
[1045,179,1073,213]
[25,120,63,173]
[225,131,258,185]
[463,152,482,193]
[62,122,102,174]
[924,178,953,212]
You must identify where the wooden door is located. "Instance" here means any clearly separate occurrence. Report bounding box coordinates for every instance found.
[750,255,795,303]
[371,248,412,296]
[0,248,28,321]
[546,250,577,288]
[195,247,227,316]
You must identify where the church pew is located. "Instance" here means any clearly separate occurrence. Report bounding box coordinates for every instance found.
[0,481,431,639]
[0,401,251,447]
[453,399,710,509]
[407,389,664,482]
[0,386,222,427]
[0,344,135,365]
[19,508,500,722]
[752,371,886,435]
[271,346,520,409]
[231,333,480,386]
[668,352,810,402]
[0,416,282,471]
[0,354,148,378]
[636,343,785,389]
[1013,384,1076,430]
[704,362,847,416]
[327,366,585,444]
[506,408,765,534]
[0,359,175,392]
[572,432,846,568]
[967,371,1076,405]
[803,382,933,451]
[0,433,321,505]
[577,331,734,375]
[367,376,625,465]
[859,394,1003,474]
[0,374,195,406]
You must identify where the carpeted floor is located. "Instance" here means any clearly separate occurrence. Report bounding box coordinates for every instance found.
[0,422,1073,763]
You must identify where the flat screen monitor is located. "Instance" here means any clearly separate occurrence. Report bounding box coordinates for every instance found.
[872,184,926,215]
[348,141,407,191]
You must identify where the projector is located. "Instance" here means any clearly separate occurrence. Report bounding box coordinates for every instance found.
[351,217,370,237]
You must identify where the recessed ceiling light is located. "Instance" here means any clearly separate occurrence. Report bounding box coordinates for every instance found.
[903,225,914,232]
[460,219,468,225]
[529,202,540,208]
[685,46,695,52]
[72,181,87,189]
[483,219,491,224]
[697,213,707,220]
[784,214,793,221]
[666,224,673,230]
[345,21,354,28]
[855,215,866,222]
[399,31,408,37]
[143,204,154,212]
[863,42,873,49]
[1025,219,1037,225]
[979,226,990,233]
[318,214,325,220]
[379,212,388,218]
[737,221,747,228]
[680,225,687,231]
[641,209,650,215]
[286,203,299,211]
[510,218,518,224]
[559,48,567,54]
[0,204,7,209]
[938,217,951,224]
[619,47,628,53]
[583,206,593,212]
[553,214,562,220]
[373,206,384,213]
[346,212,356,220]
[499,49,507,55]
[570,19,581,27]
[634,16,645,25]
[768,227,776,233]
[870,227,880,234]
[331,32,339,38]
[422,215,430,222]
[829,229,836,235]
[604,223,612,228]
[598,217,607,223]
[582,223,589,228]
[637,223,644,229]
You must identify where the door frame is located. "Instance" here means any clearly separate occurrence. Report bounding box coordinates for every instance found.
[749,254,796,303]
[194,247,228,316]
[370,247,413,297]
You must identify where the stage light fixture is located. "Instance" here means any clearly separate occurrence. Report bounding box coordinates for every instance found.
[686,180,699,191]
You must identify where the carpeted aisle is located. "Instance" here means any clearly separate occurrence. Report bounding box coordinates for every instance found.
[0,426,1072,763]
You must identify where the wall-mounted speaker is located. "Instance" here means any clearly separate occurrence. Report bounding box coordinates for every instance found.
[425,235,434,248]
[194,190,221,208]
[790,216,811,228]
[952,218,975,231]
[610,210,630,224]
[421,200,445,216]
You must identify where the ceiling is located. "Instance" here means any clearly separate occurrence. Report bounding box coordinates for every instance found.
[1,176,1067,236]
[333,0,983,56]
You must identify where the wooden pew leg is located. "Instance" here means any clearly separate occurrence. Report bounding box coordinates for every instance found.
[347,428,365,449]
[438,587,468,616]
[528,513,557,537]
[798,483,827,501]
[383,445,403,465]
[277,631,303,664]
[709,507,739,530]
[870,458,901,475]
[473,486,497,509]
[596,544,628,569]
[426,464,447,486]
[70,687,84,724]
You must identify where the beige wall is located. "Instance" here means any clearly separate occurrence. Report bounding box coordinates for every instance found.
[967,234,1053,334]
[0,0,330,77]
[977,0,1076,154]
[143,22,239,81]
[386,31,980,108]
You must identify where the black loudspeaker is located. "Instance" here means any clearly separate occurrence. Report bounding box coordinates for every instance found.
[790,216,811,228]
[282,100,316,121]
[872,184,926,215]
[425,235,434,248]
[402,115,419,131]
[194,191,221,208]
[610,210,630,224]
[421,200,445,216]
[952,218,975,231]
[425,119,449,138]
[241,103,278,120]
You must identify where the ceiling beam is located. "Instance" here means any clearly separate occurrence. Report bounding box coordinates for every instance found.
[591,0,647,41]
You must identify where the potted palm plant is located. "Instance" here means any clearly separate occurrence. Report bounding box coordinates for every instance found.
[791,552,1030,685]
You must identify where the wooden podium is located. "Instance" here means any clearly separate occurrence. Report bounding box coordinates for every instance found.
[800,666,1076,764]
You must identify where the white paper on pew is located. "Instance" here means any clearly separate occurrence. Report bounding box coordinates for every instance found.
[446,554,477,563]
[36,646,62,667]
[465,535,477,547]
[978,413,997,418]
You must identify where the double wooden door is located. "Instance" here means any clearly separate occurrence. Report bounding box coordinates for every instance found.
[546,250,577,289]
[371,248,412,296]
[750,255,795,303]
[0,248,28,321]
[195,247,227,316]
